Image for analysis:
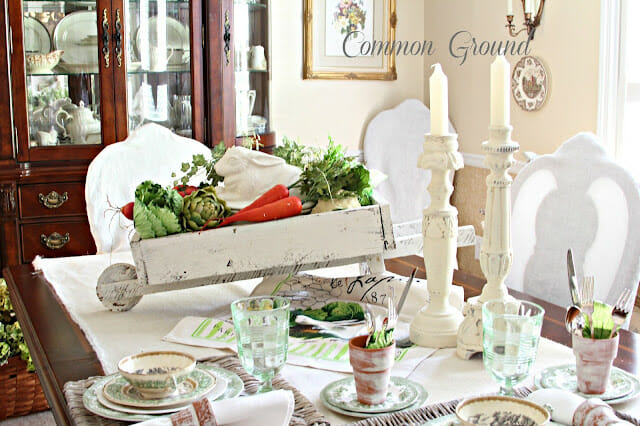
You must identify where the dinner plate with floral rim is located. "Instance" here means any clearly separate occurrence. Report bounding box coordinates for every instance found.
[320,376,427,417]
[534,364,640,403]
[83,365,243,422]
[102,366,219,409]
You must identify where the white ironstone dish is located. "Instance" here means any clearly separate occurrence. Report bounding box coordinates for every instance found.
[25,50,63,74]
[135,16,189,61]
[455,396,550,426]
[53,11,99,66]
[23,16,51,54]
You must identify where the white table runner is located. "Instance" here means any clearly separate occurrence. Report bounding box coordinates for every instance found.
[34,253,640,425]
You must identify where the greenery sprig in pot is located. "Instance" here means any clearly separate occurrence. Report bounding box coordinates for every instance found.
[0,279,34,372]
[572,301,618,395]
[348,311,395,405]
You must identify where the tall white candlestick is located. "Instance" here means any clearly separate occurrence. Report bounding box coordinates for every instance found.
[429,63,448,136]
[490,55,510,127]
[507,0,513,15]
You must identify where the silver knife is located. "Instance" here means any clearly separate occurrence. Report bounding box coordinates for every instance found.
[396,267,418,316]
[567,249,581,306]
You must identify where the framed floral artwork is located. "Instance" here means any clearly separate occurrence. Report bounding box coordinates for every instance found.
[303,0,397,80]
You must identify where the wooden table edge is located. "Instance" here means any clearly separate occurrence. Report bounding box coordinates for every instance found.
[3,265,104,426]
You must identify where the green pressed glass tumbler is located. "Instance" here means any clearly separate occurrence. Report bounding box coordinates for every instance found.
[231,296,290,393]
[482,299,544,396]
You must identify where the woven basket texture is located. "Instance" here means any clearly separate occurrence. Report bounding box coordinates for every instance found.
[0,357,49,420]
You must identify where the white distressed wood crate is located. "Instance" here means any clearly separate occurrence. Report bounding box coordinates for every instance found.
[97,203,396,311]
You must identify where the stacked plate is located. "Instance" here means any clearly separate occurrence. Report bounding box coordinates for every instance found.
[534,364,640,404]
[83,364,244,422]
[320,376,428,418]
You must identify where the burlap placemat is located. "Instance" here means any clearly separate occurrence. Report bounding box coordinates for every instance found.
[348,387,640,426]
[63,355,329,426]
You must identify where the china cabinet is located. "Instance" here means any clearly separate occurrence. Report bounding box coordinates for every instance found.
[0,0,272,271]
[233,0,274,151]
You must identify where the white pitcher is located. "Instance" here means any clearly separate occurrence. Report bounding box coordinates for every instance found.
[236,90,256,135]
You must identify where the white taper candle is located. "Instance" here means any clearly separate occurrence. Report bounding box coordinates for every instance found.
[429,63,448,136]
[490,55,510,127]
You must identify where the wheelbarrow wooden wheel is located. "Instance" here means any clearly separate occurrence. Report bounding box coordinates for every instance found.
[96,263,142,311]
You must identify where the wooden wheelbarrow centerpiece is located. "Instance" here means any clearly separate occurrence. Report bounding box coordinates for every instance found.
[97,204,395,311]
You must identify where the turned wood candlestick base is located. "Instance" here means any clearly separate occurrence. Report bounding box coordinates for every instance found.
[410,133,464,348]
[457,125,519,359]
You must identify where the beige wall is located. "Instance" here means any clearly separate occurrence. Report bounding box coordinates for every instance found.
[270,0,426,149]
[424,0,601,157]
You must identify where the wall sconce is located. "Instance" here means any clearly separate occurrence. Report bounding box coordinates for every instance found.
[506,0,545,39]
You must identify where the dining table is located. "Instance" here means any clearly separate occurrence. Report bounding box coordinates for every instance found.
[3,253,640,425]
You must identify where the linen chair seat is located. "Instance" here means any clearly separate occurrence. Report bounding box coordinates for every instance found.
[506,132,640,317]
[85,123,212,253]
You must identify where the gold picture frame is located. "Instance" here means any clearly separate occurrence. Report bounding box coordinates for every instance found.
[303,0,397,80]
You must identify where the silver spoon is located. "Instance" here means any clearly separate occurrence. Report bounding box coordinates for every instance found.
[565,305,582,334]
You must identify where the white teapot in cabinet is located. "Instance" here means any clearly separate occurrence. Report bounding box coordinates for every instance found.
[56,101,101,144]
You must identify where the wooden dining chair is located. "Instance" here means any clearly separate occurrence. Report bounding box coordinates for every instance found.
[85,123,212,253]
[505,132,640,320]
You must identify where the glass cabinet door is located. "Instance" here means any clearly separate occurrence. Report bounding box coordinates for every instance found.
[124,0,193,139]
[234,0,269,139]
[22,1,104,150]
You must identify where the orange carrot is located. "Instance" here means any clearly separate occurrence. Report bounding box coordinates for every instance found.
[238,184,289,213]
[218,196,302,227]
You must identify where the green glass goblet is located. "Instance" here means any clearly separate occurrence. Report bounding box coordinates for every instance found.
[482,299,544,396]
[231,296,290,393]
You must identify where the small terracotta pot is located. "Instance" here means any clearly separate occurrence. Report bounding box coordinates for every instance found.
[572,333,619,394]
[348,335,395,405]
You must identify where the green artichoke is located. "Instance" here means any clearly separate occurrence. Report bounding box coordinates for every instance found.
[182,186,229,231]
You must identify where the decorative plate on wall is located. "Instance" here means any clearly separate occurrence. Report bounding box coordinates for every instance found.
[511,56,548,111]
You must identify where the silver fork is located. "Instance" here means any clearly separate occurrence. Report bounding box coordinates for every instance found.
[610,288,632,338]
[581,276,595,338]
[387,287,398,331]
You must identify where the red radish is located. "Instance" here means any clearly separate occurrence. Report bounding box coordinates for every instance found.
[238,184,290,213]
[120,202,134,220]
[217,196,302,227]
[173,185,198,197]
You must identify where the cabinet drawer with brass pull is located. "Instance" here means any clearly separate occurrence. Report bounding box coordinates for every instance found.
[19,182,86,218]
[21,221,96,262]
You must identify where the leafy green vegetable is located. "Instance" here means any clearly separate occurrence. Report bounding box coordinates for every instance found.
[133,181,183,238]
[366,328,394,349]
[289,301,364,327]
[172,142,227,188]
[273,136,322,169]
[582,301,615,339]
[289,137,374,206]
[0,279,34,371]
